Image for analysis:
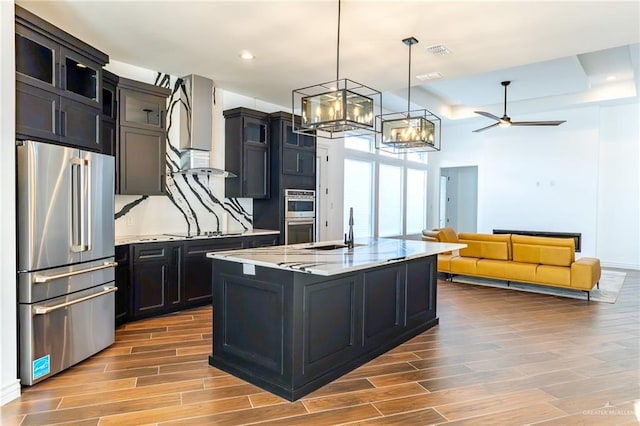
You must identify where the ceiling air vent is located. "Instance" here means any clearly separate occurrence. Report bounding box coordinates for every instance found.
[426,44,451,56]
[416,72,443,81]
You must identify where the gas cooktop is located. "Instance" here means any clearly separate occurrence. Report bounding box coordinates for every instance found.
[163,231,245,238]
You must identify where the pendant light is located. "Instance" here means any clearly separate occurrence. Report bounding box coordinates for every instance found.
[376,37,441,153]
[292,0,381,139]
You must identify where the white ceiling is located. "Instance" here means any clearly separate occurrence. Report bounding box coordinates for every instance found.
[17,0,640,123]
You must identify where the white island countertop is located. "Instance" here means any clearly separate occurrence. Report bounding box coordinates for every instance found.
[207,238,466,276]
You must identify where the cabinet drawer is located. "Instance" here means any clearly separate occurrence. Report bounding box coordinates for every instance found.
[133,244,168,262]
[185,238,244,256]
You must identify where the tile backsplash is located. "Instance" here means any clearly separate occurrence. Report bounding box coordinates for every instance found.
[113,69,252,237]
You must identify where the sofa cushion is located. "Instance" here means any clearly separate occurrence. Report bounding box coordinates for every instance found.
[511,235,575,267]
[502,261,538,282]
[449,257,479,275]
[458,233,511,260]
[476,259,513,278]
[437,254,453,272]
[435,227,459,243]
[536,265,571,287]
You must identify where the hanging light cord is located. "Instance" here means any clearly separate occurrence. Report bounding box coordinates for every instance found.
[407,40,412,114]
[336,0,341,81]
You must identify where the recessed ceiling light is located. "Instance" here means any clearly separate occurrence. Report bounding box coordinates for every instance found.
[606,75,617,81]
[416,72,443,81]
[239,51,255,60]
[425,44,451,56]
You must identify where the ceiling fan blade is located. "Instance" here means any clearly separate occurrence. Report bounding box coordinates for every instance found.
[472,122,500,133]
[474,111,501,121]
[510,120,566,126]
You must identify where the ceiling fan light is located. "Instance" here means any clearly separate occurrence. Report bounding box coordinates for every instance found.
[498,121,511,128]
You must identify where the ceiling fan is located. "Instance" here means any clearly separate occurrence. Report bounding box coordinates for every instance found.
[472,81,566,133]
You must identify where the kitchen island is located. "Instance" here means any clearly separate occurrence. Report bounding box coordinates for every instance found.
[206,238,465,401]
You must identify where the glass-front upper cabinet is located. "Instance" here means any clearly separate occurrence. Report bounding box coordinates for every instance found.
[15,30,56,87]
[15,22,102,105]
[63,52,98,102]
[284,118,314,149]
[119,89,165,129]
[244,116,267,145]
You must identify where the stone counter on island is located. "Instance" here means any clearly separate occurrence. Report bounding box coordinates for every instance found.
[206,238,466,401]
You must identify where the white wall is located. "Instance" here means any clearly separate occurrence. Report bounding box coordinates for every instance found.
[596,103,640,268]
[0,0,21,406]
[429,104,640,269]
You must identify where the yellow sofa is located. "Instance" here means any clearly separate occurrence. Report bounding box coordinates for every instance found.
[422,227,601,300]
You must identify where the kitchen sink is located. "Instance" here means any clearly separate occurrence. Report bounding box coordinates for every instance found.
[304,243,365,251]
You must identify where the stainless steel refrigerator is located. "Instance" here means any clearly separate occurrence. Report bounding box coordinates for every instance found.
[17,139,117,385]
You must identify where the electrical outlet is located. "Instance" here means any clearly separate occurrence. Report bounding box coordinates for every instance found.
[126,215,134,226]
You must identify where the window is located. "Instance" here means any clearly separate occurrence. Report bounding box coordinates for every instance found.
[406,169,427,233]
[344,135,373,152]
[378,164,403,237]
[343,136,429,238]
[343,158,374,238]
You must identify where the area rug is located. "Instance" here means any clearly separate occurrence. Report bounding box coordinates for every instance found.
[448,269,626,303]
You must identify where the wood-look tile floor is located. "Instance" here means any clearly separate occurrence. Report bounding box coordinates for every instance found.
[3,269,639,425]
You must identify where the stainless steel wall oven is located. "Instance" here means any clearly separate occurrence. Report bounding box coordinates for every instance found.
[284,189,316,244]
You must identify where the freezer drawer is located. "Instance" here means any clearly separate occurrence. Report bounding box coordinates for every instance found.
[18,257,116,304]
[19,284,116,386]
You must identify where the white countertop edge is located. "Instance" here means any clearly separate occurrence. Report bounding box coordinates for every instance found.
[207,241,466,276]
[115,229,280,245]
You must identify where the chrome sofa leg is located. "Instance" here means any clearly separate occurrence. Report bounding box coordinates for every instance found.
[597,281,600,289]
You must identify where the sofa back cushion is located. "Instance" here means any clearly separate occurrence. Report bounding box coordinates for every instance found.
[434,227,459,243]
[458,233,512,260]
[511,235,575,266]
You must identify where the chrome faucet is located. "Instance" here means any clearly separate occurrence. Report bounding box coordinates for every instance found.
[346,207,354,249]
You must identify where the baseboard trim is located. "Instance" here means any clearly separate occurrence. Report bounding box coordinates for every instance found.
[601,262,640,271]
[0,378,21,406]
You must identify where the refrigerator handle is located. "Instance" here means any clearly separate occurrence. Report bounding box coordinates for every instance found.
[70,157,84,252]
[32,286,117,315]
[34,261,118,283]
[85,157,92,251]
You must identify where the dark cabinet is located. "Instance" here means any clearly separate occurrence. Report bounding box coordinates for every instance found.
[118,127,166,195]
[101,69,118,156]
[282,148,315,177]
[123,234,279,322]
[244,234,280,248]
[184,238,244,304]
[224,108,270,199]
[116,78,170,195]
[253,112,316,243]
[275,113,316,180]
[114,245,131,326]
[15,6,108,152]
[131,242,183,319]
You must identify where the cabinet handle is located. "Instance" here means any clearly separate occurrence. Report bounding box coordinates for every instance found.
[60,110,66,137]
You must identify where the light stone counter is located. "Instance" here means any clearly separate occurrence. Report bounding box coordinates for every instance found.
[207,237,465,276]
[115,228,280,245]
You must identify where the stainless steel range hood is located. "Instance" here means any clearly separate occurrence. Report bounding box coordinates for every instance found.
[174,74,235,177]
